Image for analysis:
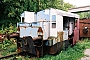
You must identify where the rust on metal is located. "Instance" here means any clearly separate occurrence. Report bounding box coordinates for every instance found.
[0,34,5,42]
[49,31,63,54]
[37,27,43,33]
[33,37,42,41]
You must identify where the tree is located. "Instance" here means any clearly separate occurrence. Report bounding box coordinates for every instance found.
[78,11,90,19]
[0,0,74,28]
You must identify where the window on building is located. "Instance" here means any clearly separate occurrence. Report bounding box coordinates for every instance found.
[52,15,56,22]
[52,23,56,28]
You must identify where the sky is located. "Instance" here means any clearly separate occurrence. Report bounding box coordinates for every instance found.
[64,0,90,7]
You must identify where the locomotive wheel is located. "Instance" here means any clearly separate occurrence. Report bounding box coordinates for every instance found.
[27,36,36,55]
[20,36,37,56]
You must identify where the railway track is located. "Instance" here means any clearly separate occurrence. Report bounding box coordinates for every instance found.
[0,51,36,59]
[0,52,22,59]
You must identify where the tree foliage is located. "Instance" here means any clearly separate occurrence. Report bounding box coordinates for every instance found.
[0,0,74,28]
[77,11,90,19]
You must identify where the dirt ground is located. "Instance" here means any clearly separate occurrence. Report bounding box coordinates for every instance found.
[81,49,90,60]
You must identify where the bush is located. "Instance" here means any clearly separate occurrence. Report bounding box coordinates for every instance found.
[2,39,13,49]
[0,23,17,34]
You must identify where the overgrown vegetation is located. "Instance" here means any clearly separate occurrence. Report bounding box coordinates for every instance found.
[0,39,17,56]
[1,39,89,60]
[0,24,17,56]
[0,23,17,34]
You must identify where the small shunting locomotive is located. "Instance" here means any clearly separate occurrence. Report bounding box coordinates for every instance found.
[0,8,79,57]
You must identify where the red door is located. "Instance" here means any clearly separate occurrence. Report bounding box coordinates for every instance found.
[73,28,79,45]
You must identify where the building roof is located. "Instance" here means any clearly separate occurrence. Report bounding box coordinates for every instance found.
[68,5,90,13]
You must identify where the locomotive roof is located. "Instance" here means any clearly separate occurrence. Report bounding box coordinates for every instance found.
[50,8,79,18]
[20,8,79,19]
